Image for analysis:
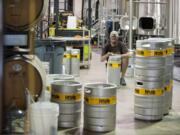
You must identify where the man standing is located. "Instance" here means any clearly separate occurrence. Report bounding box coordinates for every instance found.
[101,31,129,86]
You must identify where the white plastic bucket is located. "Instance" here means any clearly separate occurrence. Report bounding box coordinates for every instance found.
[30,102,59,135]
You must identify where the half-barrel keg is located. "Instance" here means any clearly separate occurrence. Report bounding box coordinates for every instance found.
[51,80,82,128]
[135,40,167,81]
[134,79,164,121]
[4,55,46,110]
[71,49,80,77]
[4,0,48,31]
[107,55,121,87]
[84,83,117,132]
[63,50,71,75]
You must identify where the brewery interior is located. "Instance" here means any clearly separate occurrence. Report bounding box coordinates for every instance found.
[1,0,180,135]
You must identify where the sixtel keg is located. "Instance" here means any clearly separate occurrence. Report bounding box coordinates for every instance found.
[84,83,117,132]
[107,55,121,87]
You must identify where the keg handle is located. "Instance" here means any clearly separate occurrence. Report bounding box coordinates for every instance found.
[77,88,82,92]
[85,89,92,94]
[137,82,143,86]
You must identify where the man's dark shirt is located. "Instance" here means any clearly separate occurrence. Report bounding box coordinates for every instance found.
[102,41,128,61]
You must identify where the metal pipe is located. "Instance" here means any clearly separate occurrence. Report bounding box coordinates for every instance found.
[54,0,59,34]
[133,1,167,4]
[48,0,51,36]
[88,0,92,30]
[81,0,84,20]
[0,0,3,133]
[129,0,133,50]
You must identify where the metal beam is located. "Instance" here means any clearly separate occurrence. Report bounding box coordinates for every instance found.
[54,0,59,33]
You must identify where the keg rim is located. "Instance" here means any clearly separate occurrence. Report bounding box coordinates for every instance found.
[51,80,82,87]
[84,82,117,90]
[47,74,74,80]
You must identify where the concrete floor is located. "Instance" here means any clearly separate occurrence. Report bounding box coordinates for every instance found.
[59,48,180,135]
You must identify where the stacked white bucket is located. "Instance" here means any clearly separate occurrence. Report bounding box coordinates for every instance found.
[134,38,174,121]
[63,49,80,77]
[107,55,121,87]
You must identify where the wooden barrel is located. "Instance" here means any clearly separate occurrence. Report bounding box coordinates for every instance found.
[4,55,46,110]
[4,0,48,31]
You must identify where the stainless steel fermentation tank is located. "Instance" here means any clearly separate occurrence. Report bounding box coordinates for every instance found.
[169,0,180,45]
[133,0,169,37]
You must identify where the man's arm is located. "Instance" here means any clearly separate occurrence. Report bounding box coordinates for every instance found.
[101,52,112,62]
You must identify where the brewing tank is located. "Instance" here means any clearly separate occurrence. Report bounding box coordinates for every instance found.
[136,0,169,36]
[169,0,180,45]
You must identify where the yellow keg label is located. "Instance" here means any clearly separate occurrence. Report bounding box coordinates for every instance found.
[64,54,71,59]
[71,54,80,59]
[166,48,175,55]
[135,88,164,96]
[136,49,166,57]
[109,63,121,68]
[51,92,81,102]
[49,28,55,37]
[164,84,171,92]
[84,96,116,105]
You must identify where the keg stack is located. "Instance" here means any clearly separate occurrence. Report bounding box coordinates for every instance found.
[134,39,168,121]
[107,55,121,87]
[51,80,82,128]
[63,49,80,76]
[84,83,117,132]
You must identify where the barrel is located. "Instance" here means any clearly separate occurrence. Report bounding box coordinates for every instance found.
[4,0,48,31]
[46,74,74,91]
[84,83,117,132]
[71,49,80,77]
[63,50,71,75]
[107,55,121,87]
[51,80,82,128]
[4,55,46,110]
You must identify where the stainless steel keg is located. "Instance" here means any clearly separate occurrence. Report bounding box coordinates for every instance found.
[51,80,82,128]
[134,80,164,121]
[84,83,117,132]
[107,55,121,87]
[71,49,80,77]
[63,50,71,74]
